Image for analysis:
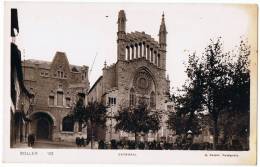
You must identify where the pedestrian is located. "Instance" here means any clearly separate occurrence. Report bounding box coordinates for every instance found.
[111,139,117,149]
[98,140,105,149]
[31,134,35,146]
[27,134,32,147]
[76,136,80,147]
[81,137,85,147]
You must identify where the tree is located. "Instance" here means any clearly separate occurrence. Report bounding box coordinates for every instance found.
[169,38,250,150]
[202,38,250,149]
[71,99,107,149]
[86,101,107,148]
[218,39,250,149]
[200,38,231,149]
[227,39,250,113]
[72,98,86,126]
[115,103,161,144]
[167,53,204,136]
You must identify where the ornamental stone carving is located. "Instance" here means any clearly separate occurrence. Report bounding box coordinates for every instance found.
[133,70,154,95]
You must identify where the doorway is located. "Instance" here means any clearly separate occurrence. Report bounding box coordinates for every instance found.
[36,118,50,140]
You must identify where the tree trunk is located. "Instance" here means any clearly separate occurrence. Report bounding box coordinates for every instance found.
[213,118,219,150]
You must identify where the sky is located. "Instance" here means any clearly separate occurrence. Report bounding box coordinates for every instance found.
[5,2,257,93]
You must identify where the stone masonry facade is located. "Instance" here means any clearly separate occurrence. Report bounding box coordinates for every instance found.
[88,10,172,141]
[22,52,89,142]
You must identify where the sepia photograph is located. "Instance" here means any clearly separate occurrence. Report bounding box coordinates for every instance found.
[3,1,257,164]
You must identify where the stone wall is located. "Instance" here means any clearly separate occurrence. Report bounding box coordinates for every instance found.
[88,77,103,103]
[22,52,89,142]
[102,64,117,93]
[116,58,168,110]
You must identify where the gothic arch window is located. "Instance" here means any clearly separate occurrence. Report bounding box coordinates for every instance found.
[154,51,157,65]
[126,46,130,60]
[131,45,134,60]
[139,43,142,58]
[133,69,154,95]
[135,44,139,58]
[146,46,150,60]
[62,116,74,132]
[130,88,136,106]
[150,91,156,108]
[143,42,146,58]
[150,48,154,62]
[158,54,161,67]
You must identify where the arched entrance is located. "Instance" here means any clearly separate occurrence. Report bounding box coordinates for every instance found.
[30,112,54,140]
[37,118,50,139]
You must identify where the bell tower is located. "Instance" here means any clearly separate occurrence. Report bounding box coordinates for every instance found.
[159,12,167,70]
[117,10,127,61]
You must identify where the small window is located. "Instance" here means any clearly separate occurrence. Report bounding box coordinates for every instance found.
[62,116,74,132]
[113,98,116,105]
[40,72,44,76]
[108,97,116,105]
[66,97,71,107]
[49,96,54,106]
[108,97,112,106]
[72,67,79,72]
[57,91,63,106]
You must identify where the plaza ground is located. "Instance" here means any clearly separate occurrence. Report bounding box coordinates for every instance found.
[12,140,91,149]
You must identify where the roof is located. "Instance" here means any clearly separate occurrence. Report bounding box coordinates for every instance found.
[23,59,84,72]
[88,76,103,95]
[23,59,51,69]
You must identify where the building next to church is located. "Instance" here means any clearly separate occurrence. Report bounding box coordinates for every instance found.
[88,10,173,142]
[10,8,34,147]
[22,52,89,142]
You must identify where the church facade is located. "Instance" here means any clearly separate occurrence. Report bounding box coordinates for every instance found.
[22,52,89,142]
[88,10,172,141]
